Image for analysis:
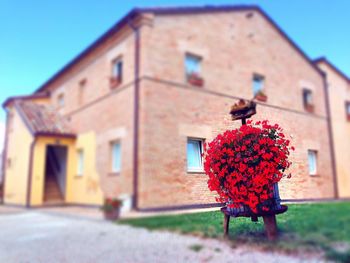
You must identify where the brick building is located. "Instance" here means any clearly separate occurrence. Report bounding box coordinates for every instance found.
[315,58,350,199]
[1,6,349,212]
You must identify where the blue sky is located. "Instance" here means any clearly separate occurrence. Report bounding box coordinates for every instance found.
[0,0,349,127]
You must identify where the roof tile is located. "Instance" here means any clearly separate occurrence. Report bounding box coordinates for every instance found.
[14,100,75,137]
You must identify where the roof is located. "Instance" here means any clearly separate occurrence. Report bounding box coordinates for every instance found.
[33,5,326,95]
[3,92,49,108]
[314,57,350,83]
[14,100,75,138]
[134,5,259,14]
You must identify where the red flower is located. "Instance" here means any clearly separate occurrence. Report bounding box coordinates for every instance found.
[204,120,293,212]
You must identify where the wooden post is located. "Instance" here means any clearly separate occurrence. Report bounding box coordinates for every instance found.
[263,215,278,241]
[223,213,230,238]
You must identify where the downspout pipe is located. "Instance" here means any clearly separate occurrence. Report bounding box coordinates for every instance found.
[1,110,10,204]
[128,17,141,210]
[26,138,37,208]
[322,74,339,199]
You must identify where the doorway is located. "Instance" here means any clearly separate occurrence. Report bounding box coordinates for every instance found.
[43,145,68,204]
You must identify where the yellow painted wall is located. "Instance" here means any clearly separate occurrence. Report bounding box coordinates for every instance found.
[318,62,350,198]
[30,136,76,206]
[67,132,103,205]
[30,132,103,206]
[4,108,33,205]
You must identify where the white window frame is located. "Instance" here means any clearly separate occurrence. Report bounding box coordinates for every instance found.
[187,138,204,173]
[76,149,84,176]
[111,141,121,174]
[252,74,265,96]
[308,150,318,176]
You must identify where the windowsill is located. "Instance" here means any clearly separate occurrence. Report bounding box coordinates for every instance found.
[309,173,320,177]
[187,169,205,174]
[108,172,120,176]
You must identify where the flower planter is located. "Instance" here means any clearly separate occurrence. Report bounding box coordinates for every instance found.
[305,104,314,113]
[110,77,122,89]
[104,208,120,220]
[205,120,293,214]
[230,99,257,121]
[101,197,122,220]
[227,183,281,216]
[187,74,204,87]
[255,94,268,102]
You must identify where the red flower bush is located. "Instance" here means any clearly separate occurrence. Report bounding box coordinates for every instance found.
[204,120,294,213]
[101,197,122,212]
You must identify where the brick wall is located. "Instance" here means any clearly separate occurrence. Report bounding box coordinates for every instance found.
[16,9,337,209]
[35,21,138,202]
[317,61,350,198]
[137,10,335,209]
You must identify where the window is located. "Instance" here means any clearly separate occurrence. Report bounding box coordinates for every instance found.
[307,150,317,176]
[345,101,350,121]
[112,58,123,82]
[6,158,12,169]
[8,112,14,133]
[187,138,204,172]
[303,88,314,112]
[185,54,201,76]
[252,74,264,96]
[78,79,86,105]
[110,58,123,88]
[111,141,121,173]
[77,149,84,176]
[185,54,203,86]
[57,93,65,107]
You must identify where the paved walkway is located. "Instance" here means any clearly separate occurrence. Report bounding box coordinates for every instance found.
[0,208,324,263]
[0,204,221,220]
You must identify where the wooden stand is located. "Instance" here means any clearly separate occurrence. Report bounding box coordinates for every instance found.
[223,213,230,238]
[263,215,278,240]
[221,206,288,241]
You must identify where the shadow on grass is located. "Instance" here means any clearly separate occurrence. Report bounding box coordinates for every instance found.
[119,202,350,263]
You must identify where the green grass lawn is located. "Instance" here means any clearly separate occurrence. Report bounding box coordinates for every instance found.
[119,202,350,262]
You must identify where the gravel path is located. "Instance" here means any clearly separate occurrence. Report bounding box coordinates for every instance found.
[0,211,324,263]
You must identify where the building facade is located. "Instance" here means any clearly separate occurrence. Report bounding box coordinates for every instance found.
[315,58,350,198]
[1,6,348,211]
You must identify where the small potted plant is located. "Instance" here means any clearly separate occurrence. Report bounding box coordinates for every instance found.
[110,76,122,89]
[101,197,122,220]
[230,99,257,121]
[305,103,315,113]
[254,90,268,102]
[187,72,204,87]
